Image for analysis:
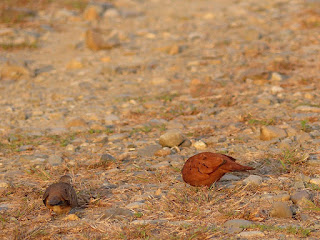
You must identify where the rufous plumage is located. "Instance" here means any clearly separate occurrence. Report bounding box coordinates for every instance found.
[182,152,255,187]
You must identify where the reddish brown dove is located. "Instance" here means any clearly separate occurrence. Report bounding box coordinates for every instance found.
[182,152,255,187]
[43,175,78,215]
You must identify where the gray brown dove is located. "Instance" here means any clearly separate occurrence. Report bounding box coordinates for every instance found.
[43,175,78,215]
[182,152,255,187]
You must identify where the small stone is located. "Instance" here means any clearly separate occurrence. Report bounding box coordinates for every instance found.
[169,156,184,168]
[278,138,292,149]
[18,145,34,151]
[168,44,182,55]
[297,133,312,143]
[304,93,313,100]
[0,203,10,212]
[159,130,184,147]
[92,134,108,143]
[243,175,262,185]
[291,190,311,205]
[0,61,32,80]
[64,214,79,221]
[238,231,265,238]
[180,139,192,147]
[103,8,120,18]
[83,6,100,21]
[295,173,310,183]
[151,161,170,169]
[105,114,119,124]
[48,155,63,166]
[66,117,88,129]
[300,214,310,221]
[48,127,68,135]
[66,59,83,69]
[155,188,162,196]
[193,140,207,150]
[108,133,129,142]
[66,144,75,152]
[224,219,253,234]
[260,126,287,141]
[126,201,145,209]
[271,86,284,94]
[270,202,292,218]
[138,144,162,157]
[154,147,171,157]
[270,72,283,81]
[101,207,133,220]
[310,178,320,185]
[294,181,305,189]
[85,28,120,51]
[100,153,116,164]
[285,126,298,137]
[131,219,167,225]
[0,181,9,188]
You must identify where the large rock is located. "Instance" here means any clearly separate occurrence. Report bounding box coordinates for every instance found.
[159,130,184,147]
[260,126,287,141]
[270,202,292,218]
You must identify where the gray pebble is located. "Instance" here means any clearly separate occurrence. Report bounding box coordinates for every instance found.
[0,203,11,212]
[100,153,116,163]
[291,190,311,205]
[138,144,162,157]
[101,207,133,220]
[151,161,170,169]
[243,175,262,185]
[108,133,129,142]
[224,219,253,234]
[48,155,63,166]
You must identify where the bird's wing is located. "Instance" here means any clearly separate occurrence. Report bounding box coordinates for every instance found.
[221,154,236,162]
[190,153,226,174]
[58,184,78,207]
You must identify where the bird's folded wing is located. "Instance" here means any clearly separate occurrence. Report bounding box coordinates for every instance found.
[191,155,226,174]
[221,154,236,162]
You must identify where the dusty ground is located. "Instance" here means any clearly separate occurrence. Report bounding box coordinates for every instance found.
[0,0,320,239]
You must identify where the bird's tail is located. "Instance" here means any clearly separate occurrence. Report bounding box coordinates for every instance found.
[230,162,255,172]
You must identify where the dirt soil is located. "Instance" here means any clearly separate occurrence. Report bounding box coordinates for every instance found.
[0,0,320,239]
